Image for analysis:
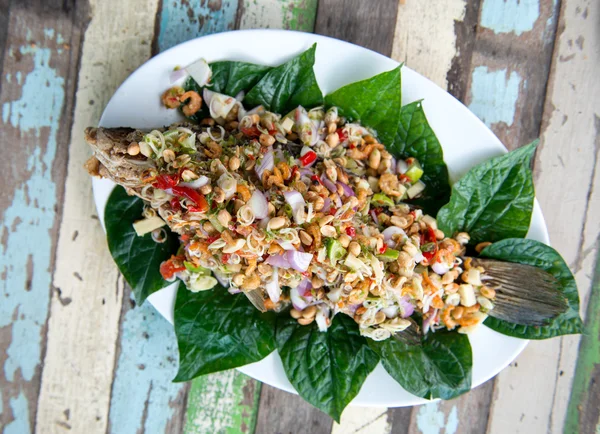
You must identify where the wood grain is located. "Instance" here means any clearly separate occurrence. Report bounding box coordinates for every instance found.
[487,0,600,432]
[238,0,317,31]
[392,0,467,91]
[315,0,399,55]
[255,386,333,434]
[0,0,88,431]
[34,0,162,432]
[465,0,560,150]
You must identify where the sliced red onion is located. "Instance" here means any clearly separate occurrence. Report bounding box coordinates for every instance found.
[321,175,337,193]
[234,90,245,102]
[214,272,227,285]
[370,210,379,226]
[283,191,306,224]
[179,175,209,190]
[431,261,450,275]
[399,296,415,318]
[397,159,409,174]
[382,226,407,247]
[265,267,281,303]
[290,287,309,311]
[277,240,297,251]
[299,168,313,177]
[258,217,271,229]
[248,190,268,219]
[414,251,425,263]
[422,309,437,334]
[334,195,343,208]
[170,68,188,84]
[265,254,291,269]
[337,181,355,197]
[255,149,274,179]
[185,58,211,87]
[228,287,242,294]
[296,278,312,297]
[285,250,313,273]
[321,197,331,213]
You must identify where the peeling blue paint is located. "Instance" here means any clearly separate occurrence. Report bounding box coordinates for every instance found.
[468,66,522,128]
[108,296,184,433]
[3,392,31,434]
[0,34,64,430]
[415,403,459,434]
[43,28,55,39]
[156,0,239,52]
[480,0,540,36]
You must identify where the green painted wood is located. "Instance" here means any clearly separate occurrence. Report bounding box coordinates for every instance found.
[238,0,317,31]
[565,250,600,434]
[184,370,260,434]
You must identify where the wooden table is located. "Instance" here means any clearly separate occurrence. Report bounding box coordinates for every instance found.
[1,0,598,433]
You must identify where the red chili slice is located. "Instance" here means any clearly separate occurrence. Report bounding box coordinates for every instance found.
[171,186,209,213]
[345,227,356,237]
[153,173,180,190]
[299,151,317,166]
[336,128,348,142]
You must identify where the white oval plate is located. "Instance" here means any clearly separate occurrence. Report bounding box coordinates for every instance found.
[93,29,548,407]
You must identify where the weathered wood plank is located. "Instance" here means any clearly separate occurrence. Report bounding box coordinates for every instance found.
[184,370,260,434]
[255,386,333,434]
[407,380,494,434]
[34,0,163,432]
[465,0,560,149]
[332,408,392,434]
[108,292,189,434]
[0,1,87,431]
[486,0,600,432]
[391,0,467,91]
[238,0,317,30]
[566,254,600,433]
[153,0,240,54]
[315,0,399,55]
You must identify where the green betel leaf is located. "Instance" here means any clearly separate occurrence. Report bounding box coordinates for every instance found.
[244,43,323,114]
[105,186,179,305]
[324,66,402,147]
[368,329,472,400]
[391,101,450,215]
[209,61,273,96]
[437,141,538,244]
[275,314,379,422]
[481,238,583,339]
[173,285,276,382]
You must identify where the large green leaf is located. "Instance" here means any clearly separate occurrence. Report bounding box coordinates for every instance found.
[245,44,323,114]
[174,285,276,382]
[324,66,402,147]
[481,238,583,339]
[105,186,179,305]
[391,101,450,215]
[275,314,379,422]
[436,141,538,244]
[209,61,272,96]
[368,329,472,400]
